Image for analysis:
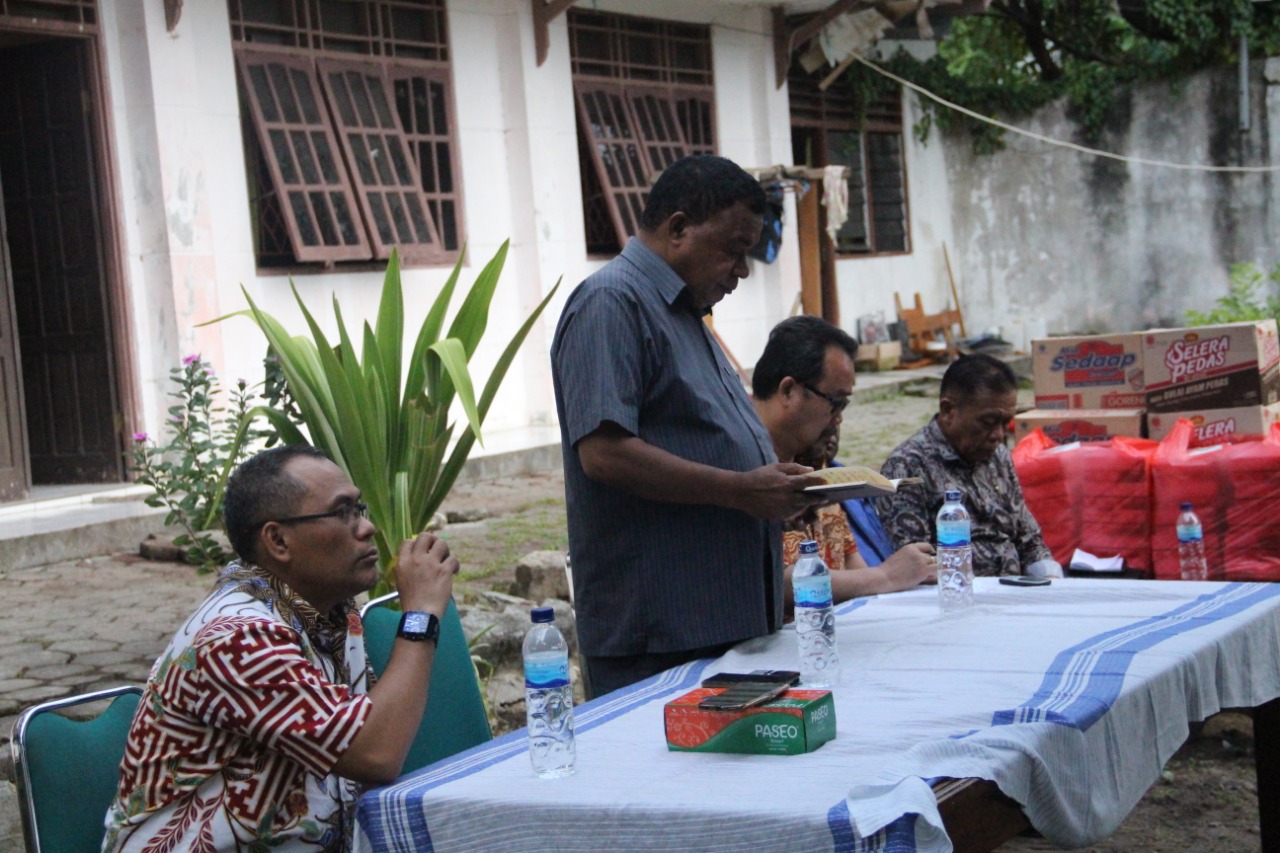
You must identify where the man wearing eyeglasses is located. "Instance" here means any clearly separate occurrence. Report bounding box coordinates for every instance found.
[752,316,935,606]
[105,445,459,853]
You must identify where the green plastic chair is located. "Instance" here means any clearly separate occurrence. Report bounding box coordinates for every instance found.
[11,685,143,853]
[360,593,492,774]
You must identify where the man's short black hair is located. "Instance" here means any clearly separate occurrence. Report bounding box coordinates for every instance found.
[223,445,332,564]
[940,354,1018,403]
[640,154,766,232]
[752,315,859,400]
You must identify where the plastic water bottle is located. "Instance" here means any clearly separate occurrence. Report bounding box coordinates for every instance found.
[792,540,839,688]
[936,490,974,610]
[523,607,576,778]
[1177,502,1208,581]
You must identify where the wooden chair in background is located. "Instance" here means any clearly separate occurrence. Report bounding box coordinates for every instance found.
[895,292,964,363]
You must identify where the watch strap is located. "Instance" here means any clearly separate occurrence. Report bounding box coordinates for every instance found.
[396,611,440,645]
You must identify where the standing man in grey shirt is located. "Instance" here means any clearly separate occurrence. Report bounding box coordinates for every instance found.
[551,155,822,696]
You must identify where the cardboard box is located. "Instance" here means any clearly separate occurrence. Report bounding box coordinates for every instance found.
[1143,320,1280,413]
[1032,333,1145,409]
[855,341,901,372]
[664,687,836,755]
[1013,408,1146,444]
[1147,402,1280,447]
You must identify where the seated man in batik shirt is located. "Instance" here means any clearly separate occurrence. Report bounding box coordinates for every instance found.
[104,445,459,853]
[878,354,1063,579]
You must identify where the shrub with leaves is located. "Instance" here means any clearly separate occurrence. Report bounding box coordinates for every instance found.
[1185,261,1280,327]
[848,1,1280,152]
[128,355,258,570]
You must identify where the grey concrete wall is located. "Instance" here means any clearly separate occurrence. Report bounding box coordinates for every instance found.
[945,59,1279,338]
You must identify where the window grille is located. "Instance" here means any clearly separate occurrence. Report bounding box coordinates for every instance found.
[569,9,716,254]
[789,60,909,256]
[0,0,96,30]
[228,0,460,268]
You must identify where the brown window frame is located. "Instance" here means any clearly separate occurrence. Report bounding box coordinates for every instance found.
[569,9,717,254]
[789,64,910,257]
[235,49,373,263]
[316,57,445,265]
[0,0,96,31]
[229,0,462,270]
[388,65,462,254]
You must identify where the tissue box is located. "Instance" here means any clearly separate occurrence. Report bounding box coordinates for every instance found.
[664,687,836,755]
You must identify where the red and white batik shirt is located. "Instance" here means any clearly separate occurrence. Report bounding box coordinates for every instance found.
[103,563,373,852]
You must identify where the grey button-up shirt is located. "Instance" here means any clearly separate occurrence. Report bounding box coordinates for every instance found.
[551,238,780,657]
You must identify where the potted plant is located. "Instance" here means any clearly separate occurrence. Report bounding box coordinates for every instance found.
[217,242,559,594]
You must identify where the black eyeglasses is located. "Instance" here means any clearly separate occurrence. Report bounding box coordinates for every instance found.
[259,501,370,532]
[800,381,851,415]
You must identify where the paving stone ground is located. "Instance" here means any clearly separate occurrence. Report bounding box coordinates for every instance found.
[0,554,212,853]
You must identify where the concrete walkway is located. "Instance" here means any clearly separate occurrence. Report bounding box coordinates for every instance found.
[0,554,214,851]
[0,355,1002,852]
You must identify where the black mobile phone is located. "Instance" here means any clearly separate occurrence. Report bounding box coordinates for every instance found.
[698,680,791,711]
[701,670,800,689]
[999,576,1052,587]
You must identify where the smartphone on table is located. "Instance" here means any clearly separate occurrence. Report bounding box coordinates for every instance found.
[697,670,801,711]
[999,576,1051,587]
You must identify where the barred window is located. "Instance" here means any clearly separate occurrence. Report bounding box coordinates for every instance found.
[569,9,716,255]
[0,0,96,28]
[789,62,909,256]
[229,0,462,268]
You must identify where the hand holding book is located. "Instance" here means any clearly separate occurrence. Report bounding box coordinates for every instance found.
[802,465,923,500]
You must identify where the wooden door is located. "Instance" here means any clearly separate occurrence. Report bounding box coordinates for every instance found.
[0,39,121,483]
[0,165,30,501]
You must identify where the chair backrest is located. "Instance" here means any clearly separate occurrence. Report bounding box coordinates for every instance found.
[895,291,962,359]
[11,685,143,853]
[361,594,491,773]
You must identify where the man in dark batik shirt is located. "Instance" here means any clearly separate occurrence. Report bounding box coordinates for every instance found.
[878,355,1063,579]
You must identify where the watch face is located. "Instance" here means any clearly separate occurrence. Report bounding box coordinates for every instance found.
[402,612,430,634]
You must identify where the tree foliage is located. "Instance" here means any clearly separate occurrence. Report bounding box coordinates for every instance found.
[845,0,1280,152]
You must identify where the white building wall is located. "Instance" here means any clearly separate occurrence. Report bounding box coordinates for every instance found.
[98,0,907,454]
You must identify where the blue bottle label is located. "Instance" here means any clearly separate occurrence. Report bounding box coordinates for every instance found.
[794,576,833,608]
[937,519,970,547]
[525,654,570,689]
[1176,522,1203,544]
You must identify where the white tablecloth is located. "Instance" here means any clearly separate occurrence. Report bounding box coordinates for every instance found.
[355,578,1280,853]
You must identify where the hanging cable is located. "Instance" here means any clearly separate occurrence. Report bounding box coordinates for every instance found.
[851,52,1280,174]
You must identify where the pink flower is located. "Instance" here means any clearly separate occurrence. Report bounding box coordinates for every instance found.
[132,432,149,442]
[182,353,200,365]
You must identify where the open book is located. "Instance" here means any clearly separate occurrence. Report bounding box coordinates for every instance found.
[803,465,923,501]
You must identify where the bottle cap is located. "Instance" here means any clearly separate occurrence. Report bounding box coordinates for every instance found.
[944,489,962,503]
[798,539,818,555]
[531,606,555,624]
[1180,501,1193,512]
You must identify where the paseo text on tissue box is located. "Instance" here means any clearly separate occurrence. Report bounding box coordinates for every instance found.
[664,687,836,755]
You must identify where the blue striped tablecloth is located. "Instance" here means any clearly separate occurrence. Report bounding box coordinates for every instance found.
[355,578,1280,853]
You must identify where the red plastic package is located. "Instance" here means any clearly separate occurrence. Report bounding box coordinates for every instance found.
[1151,420,1280,581]
[1013,429,1158,575]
